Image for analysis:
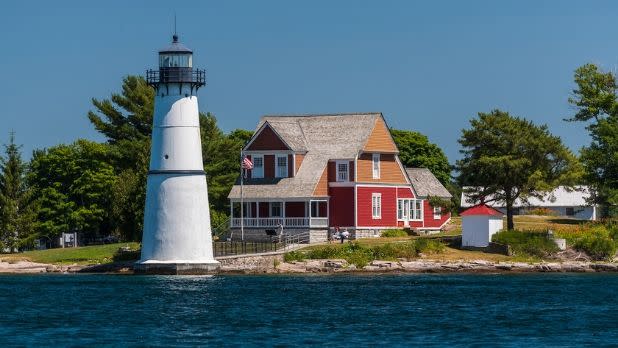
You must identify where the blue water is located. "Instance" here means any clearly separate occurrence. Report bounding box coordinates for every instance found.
[1,274,618,347]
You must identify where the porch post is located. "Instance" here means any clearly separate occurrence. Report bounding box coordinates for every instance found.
[282,200,286,227]
[230,201,234,226]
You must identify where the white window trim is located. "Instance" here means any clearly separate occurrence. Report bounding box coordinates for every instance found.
[433,206,441,220]
[336,160,349,182]
[397,199,424,221]
[275,154,288,178]
[252,154,264,179]
[372,153,380,179]
[411,199,423,221]
[270,202,283,217]
[372,193,382,219]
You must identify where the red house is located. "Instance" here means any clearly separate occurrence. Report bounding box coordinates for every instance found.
[227,113,451,242]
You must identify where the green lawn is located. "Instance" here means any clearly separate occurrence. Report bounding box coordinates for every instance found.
[0,243,140,265]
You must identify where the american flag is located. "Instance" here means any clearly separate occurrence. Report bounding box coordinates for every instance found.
[242,156,253,170]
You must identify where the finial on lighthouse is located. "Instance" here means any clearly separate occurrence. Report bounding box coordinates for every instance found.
[173,12,178,43]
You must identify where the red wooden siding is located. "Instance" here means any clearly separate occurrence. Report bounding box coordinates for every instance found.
[396,187,415,199]
[246,124,290,151]
[288,154,294,177]
[398,200,451,229]
[259,202,269,217]
[264,155,275,178]
[356,186,398,227]
[329,187,355,227]
[285,202,305,217]
[422,200,451,228]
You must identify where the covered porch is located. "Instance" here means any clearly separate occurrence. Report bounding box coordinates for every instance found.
[230,199,329,228]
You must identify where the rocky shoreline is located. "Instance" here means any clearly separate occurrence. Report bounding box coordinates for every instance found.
[226,259,618,274]
[4,258,618,275]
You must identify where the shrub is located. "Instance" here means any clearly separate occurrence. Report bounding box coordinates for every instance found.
[414,238,446,255]
[380,229,409,238]
[492,230,558,258]
[284,251,306,262]
[371,242,417,260]
[572,234,617,261]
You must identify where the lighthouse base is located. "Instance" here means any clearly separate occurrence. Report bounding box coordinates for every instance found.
[134,261,220,275]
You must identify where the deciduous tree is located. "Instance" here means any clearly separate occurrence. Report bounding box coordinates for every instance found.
[390,129,451,185]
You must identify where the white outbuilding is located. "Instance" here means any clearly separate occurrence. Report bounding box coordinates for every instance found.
[461,204,504,248]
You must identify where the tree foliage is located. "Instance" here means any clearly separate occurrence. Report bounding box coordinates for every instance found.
[457,109,581,230]
[85,75,252,240]
[390,129,451,185]
[0,133,35,251]
[567,64,618,216]
[29,140,116,242]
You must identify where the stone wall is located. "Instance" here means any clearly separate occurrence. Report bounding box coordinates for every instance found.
[217,253,284,273]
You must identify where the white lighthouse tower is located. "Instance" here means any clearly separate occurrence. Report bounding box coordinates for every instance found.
[136,34,219,274]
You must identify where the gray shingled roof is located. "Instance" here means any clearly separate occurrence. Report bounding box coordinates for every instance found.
[228,113,381,199]
[405,168,452,198]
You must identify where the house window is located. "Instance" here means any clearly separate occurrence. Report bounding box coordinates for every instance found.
[372,153,380,179]
[412,199,423,220]
[270,202,282,217]
[433,206,441,220]
[336,161,349,182]
[372,193,382,219]
[566,207,575,216]
[398,199,423,221]
[276,155,288,178]
[252,155,264,178]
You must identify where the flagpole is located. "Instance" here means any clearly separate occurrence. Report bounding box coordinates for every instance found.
[240,151,244,242]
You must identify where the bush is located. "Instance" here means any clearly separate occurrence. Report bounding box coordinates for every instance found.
[380,229,409,238]
[371,242,417,260]
[573,234,617,261]
[415,238,446,254]
[492,230,558,258]
[284,250,306,262]
[284,240,445,267]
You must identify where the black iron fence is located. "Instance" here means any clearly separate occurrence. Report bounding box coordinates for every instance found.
[146,68,206,87]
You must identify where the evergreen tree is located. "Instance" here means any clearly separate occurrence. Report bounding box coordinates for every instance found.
[0,133,35,251]
[566,64,618,217]
[86,75,253,239]
[457,110,581,230]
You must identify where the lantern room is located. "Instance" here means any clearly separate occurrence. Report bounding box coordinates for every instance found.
[146,34,205,92]
[159,34,193,68]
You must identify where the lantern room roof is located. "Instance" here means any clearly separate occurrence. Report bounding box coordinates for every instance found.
[159,34,192,54]
[460,204,504,217]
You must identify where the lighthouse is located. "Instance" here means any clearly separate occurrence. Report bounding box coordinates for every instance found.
[136,34,219,274]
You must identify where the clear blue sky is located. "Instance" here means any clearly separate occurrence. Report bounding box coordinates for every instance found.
[1,0,617,162]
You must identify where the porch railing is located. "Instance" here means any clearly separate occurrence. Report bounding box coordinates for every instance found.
[230,217,328,228]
